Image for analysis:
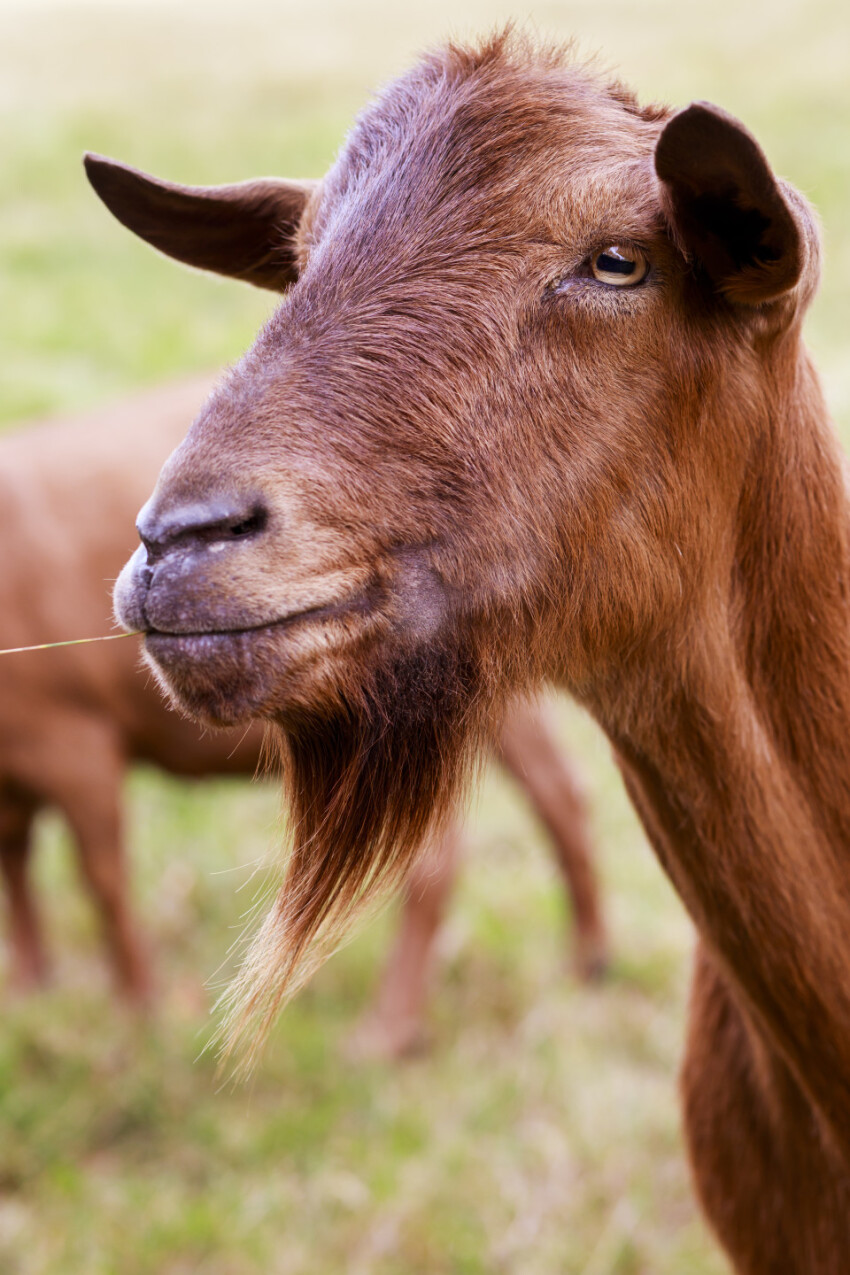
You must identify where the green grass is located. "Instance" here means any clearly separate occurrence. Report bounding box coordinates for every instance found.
[1,0,849,1270]
[2,707,720,1275]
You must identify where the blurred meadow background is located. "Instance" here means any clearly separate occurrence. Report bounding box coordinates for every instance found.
[1,0,849,1271]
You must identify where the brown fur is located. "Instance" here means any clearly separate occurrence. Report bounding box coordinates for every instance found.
[86,31,847,1267]
[0,377,265,997]
[355,697,606,1059]
[0,377,604,1014]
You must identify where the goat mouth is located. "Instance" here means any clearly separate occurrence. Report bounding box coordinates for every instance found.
[142,584,383,655]
[144,589,377,643]
[138,585,386,726]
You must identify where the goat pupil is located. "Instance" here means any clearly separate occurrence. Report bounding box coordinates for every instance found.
[598,251,634,275]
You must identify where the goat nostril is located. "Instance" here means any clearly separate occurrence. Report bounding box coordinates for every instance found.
[227,509,267,539]
[137,497,269,558]
[139,533,160,563]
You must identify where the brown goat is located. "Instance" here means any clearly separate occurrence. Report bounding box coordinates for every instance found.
[0,378,263,998]
[0,379,605,1023]
[86,30,845,1270]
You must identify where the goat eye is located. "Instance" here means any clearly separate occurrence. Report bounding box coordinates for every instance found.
[591,245,648,286]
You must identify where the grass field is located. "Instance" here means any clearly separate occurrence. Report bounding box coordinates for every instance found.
[1,1,849,1271]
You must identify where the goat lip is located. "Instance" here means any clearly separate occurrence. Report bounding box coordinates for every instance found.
[142,586,380,644]
[137,586,383,725]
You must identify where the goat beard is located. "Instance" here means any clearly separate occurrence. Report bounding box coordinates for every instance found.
[217,628,499,1070]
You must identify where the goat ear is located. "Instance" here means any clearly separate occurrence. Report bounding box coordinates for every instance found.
[84,153,316,292]
[654,102,804,305]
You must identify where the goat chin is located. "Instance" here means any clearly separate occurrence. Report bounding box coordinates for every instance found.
[217,627,501,1067]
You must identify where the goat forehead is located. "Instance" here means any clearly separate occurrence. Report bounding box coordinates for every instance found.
[272,153,661,397]
[190,47,667,459]
[287,112,659,344]
[313,53,659,249]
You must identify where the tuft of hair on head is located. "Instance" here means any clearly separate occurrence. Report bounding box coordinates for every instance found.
[215,634,500,1075]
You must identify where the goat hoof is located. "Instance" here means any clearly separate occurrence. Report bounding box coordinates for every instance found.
[344,1014,430,1063]
[573,935,610,984]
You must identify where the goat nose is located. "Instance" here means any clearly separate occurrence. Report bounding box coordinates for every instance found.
[137,494,268,560]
